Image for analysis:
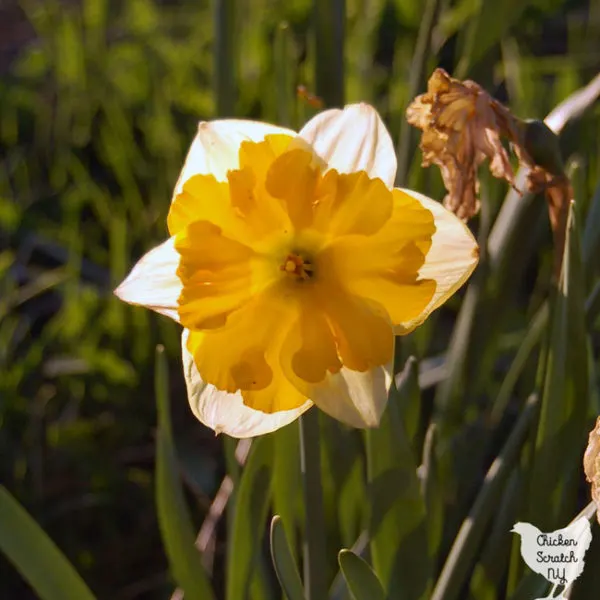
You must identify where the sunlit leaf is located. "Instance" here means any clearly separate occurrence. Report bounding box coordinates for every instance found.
[270,516,305,600]
[226,436,273,600]
[155,346,215,600]
[338,549,385,600]
[527,202,590,529]
[0,486,96,600]
[366,356,431,599]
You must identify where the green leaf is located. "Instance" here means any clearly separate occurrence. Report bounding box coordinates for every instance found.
[272,425,301,554]
[338,454,367,549]
[270,516,305,600]
[527,203,590,529]
[273,22,295,127]
[338,550,385,600]
[430,395,539,600]
[300,410,329,600]
[420,424,444,561]
[469,470,522,600]
[582,178,600,280]
[319,415,363,584]
[366,356,431,599]
[226,435,273,600]
[488,302,549,427]
[154,346,215,600]
[0,486,96,600]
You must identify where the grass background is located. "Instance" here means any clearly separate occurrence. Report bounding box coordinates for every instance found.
[1,0,600,598]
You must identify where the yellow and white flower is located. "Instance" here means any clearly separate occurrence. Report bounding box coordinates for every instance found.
[115,104,479,438]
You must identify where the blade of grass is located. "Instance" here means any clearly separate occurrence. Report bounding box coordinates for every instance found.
[155,345,215,600]
[488,302,549,427]
[274,21,295,127]
[490,172,600,426]
[527,203,589,529]
[366,356,431,599]
[430,394,539,600]
[226,435,274,600]
[468,469,522,600]
[0,486,96,600]
[420,423,444,562]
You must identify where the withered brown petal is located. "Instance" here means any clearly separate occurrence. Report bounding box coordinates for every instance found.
[584,416,600,525]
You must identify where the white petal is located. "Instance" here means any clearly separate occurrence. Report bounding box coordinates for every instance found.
[174,119,296,196]
[182,330,312,438]
[310,363,393,428]
[298,103,397,188]
[395,189,480,334]
[114,237,182,322]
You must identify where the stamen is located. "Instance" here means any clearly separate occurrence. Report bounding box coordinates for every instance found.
[280,253,314,280]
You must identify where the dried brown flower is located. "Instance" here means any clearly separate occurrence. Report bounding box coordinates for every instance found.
[407,68,572,273]
[584,416,600,524]
[407,68,520,220]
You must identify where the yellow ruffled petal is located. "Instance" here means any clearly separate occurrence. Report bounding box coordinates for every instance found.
[298,103,397,187]
[169,138,295,242]
[186,285,309,413]
[312,170,393,237]
[227,164,290,237]
[114,237,182,322]
[174,121,296,198]
[238,134,295,183]
[182,330,312,438]
[175,221,256,329]
[168,175,246,238]
[321,290,394,372]
[265,149,318,230]
[393,189,479,334]
[318,188,437,325]
[310,364,393,428]
[279,298,342,386]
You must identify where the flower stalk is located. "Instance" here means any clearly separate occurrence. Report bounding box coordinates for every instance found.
[299,409,327,600]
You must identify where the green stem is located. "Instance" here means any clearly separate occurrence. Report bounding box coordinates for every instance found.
[299,409,327,600]
[213,0,236,116]
[314,0,345,107]
[274,22,294,127]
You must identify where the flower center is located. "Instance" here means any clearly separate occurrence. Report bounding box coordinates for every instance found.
[280,253,314,280]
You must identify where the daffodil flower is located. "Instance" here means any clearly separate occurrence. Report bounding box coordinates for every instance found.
[116,104,478,438]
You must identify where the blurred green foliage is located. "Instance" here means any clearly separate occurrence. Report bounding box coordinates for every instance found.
[2,0,600,598]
